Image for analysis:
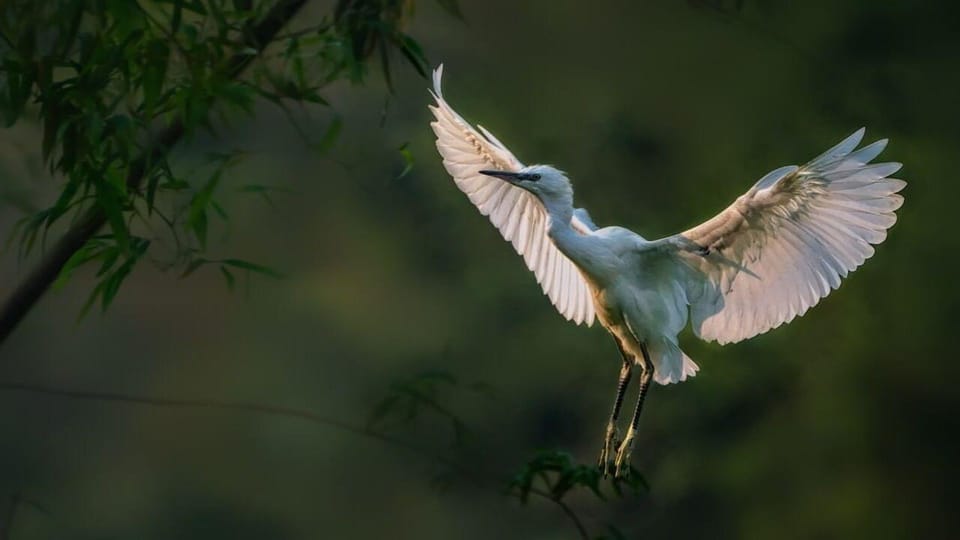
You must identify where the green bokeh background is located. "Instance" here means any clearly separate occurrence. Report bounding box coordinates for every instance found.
[1,1,957,538]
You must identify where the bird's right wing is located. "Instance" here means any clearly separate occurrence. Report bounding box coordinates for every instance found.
[657,129,905,344]
[429,66,595,326]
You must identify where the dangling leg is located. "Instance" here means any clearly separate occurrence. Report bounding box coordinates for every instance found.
[614,341,654,478]
[598,336,633,476]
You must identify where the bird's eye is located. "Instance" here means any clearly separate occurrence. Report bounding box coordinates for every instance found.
[529,174,541,181]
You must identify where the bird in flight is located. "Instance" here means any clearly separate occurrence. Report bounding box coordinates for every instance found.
[428,65,905,477]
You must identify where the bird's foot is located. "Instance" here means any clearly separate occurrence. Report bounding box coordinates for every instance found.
[598,422,620,477]
[613,426,637,478]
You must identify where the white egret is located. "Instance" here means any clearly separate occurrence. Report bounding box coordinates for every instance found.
[428,65,905,477]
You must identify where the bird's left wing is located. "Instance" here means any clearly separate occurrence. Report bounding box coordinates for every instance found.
[657,128,905,344]
[429,66,595,326]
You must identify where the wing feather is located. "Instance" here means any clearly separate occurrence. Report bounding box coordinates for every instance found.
[664,128,905,344]
[429,66,595,326]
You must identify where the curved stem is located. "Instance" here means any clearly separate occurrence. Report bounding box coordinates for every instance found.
[552,497,590,540]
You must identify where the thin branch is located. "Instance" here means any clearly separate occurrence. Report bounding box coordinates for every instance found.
[0,26,15,50]
[0,380,425,462]
[0,0,309,347]
[0,380,592,538]
[553,497,590,540]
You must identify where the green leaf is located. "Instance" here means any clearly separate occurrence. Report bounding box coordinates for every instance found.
[313,116,342,154]
[171,0,184,34]
[378,37,394,94]
[77,237,150,318]
[299,87,329,106]
[395,34,428,78]
[145,158,174,213]
[236,184,284,207]
[434,0,464,20]
[396,142,414,179]
[217,82,255,114]
[600,525,629,540]
[187,170,223,248]
[15,210,49,259]
[159,0,207,16]
[105,239,149,309]
[367,395,400,429]
[95,247,121,277]
[97,179,131,253]
[221,258,284,279]
[210,200,228,220]
[220,265,235,290]
[141,40,170,114]
[46,175,82,225]
[78,280,108,319]
[41,101,61,164]
[180,258,208,278]
[54,241,108,290]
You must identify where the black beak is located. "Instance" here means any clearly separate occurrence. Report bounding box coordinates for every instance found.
[479,170,521,182]
[480,170,541,183]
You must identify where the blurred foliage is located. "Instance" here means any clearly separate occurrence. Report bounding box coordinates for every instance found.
[368,370,478,446]
[508,449,646,539]
[509,449,646,505]
[364,370,649,538]
[363,371,648,537]
[0,0,431,314]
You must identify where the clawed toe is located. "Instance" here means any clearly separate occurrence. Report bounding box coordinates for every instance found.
[597,424,620,476]
[612,426,636,478]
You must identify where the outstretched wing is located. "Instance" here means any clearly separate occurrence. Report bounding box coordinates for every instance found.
[661,128,905,344]
[429,66,595,326]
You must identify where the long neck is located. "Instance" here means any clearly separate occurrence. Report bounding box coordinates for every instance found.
[544,199,594,271]
[542,196,574,230]
[546,208,613,286]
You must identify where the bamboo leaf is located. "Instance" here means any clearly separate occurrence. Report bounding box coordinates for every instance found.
[220,265,235,290]
[434,0,464,20]
[313,115,342,154]
[396,142,414,179]
[221,258,284,279]
[180,258,208,278]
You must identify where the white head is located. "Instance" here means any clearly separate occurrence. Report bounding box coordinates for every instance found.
[479,165,574,213]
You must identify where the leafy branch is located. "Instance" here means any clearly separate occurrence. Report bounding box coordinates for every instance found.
[0,0,438,345]
[0,0,305,341]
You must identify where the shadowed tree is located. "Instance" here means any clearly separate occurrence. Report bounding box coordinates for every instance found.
[0,0,433,342]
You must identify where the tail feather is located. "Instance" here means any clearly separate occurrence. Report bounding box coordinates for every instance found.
[649,338,699,385]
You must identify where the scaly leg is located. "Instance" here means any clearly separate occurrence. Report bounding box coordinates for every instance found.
[599,336,633,476]
[614,341,654,478]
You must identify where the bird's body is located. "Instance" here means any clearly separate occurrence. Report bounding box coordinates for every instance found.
[546,214,696,382]
[428,66,905,476]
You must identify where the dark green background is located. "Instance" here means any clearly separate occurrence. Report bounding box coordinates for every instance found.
[1,0,957,538]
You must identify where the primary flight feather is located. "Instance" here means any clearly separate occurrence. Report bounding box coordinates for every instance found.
[428,65,905,477]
